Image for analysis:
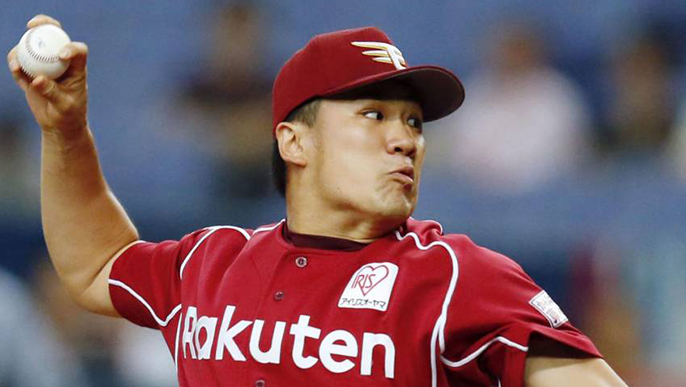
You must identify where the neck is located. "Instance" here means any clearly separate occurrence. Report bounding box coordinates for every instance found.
[285,198,403,243]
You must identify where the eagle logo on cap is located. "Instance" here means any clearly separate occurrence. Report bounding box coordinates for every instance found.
[351,41,407,70]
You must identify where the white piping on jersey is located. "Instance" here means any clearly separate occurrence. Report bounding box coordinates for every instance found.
[174,312,183,374]
[409,216,444,235]
[108,279,183,326]
[394,226,458,387]
[427,219,444,235]
[440,336,529,368]
[253,221,284,235]
[429,315,441,387]
[180,226,250,279]
[181,220,285,279]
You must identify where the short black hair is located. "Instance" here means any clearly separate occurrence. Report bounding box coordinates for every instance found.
[271,99,321,196]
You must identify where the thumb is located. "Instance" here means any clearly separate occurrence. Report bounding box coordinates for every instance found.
[31,75,61,101]
[58,42,88,80]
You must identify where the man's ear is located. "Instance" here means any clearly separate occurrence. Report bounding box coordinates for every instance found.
[275,121,308,167]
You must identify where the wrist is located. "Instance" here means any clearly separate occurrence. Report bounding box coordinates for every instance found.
[41,123,92,153]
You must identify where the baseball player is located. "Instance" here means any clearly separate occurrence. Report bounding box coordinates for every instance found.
[8,14,627,387]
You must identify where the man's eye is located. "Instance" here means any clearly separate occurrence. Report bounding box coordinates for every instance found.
[408,117,423,130]
[363,111,384,120]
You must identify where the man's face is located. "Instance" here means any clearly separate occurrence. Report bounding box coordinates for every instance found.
[305,90,425,227]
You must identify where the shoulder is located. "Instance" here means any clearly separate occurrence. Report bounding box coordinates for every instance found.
[178,220,285,264]
[399,218,535,304]
[189,219,284,247]
[113,220,284,277]
[402,217,522,273]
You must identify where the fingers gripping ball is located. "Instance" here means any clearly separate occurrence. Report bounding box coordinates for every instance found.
[16,24,72,79]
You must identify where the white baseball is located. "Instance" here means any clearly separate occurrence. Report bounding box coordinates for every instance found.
[16,24,72,79]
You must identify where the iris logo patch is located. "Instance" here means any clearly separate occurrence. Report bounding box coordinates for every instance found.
[338,262,399,312]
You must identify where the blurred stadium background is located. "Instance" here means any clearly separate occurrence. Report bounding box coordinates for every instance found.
[1,0,685,385]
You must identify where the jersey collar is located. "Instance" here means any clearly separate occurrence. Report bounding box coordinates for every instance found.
[282,223,370,252]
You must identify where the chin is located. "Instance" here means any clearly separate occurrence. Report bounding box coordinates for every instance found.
[374,196,416,224]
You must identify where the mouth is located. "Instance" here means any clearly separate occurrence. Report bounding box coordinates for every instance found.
[391,166,415,185]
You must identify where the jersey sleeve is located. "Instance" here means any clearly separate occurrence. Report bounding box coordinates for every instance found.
[441,238,601,387]
[108,228,211,329]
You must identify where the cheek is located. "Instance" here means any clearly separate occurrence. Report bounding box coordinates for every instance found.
[415,142,426,175]
[318,139,379,194]
[324,128,378,166]
[324,149,373,186]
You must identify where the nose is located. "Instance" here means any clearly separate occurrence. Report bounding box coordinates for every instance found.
[385,119,417,158]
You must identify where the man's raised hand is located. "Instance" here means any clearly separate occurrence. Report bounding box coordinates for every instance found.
[7,14,89,138]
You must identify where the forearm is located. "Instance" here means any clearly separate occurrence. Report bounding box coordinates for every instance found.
[41,126,138,303]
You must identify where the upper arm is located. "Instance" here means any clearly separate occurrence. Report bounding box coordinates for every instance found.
[78,240,142,317]
[103,227,245,328]
[525,356,628,387]
[524,336,628,386]
[441,238,606,385]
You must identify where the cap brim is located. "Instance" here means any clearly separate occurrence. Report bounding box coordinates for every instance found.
[320,65,465,122]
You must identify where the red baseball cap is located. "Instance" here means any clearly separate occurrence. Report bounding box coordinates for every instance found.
[272,26,465,132]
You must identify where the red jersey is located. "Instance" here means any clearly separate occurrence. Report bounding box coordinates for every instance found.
[109,218,600,386]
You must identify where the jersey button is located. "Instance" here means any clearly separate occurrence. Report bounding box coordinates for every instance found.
[295,256,308,268]
[273,291,285,301]
[254,379,266,387]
